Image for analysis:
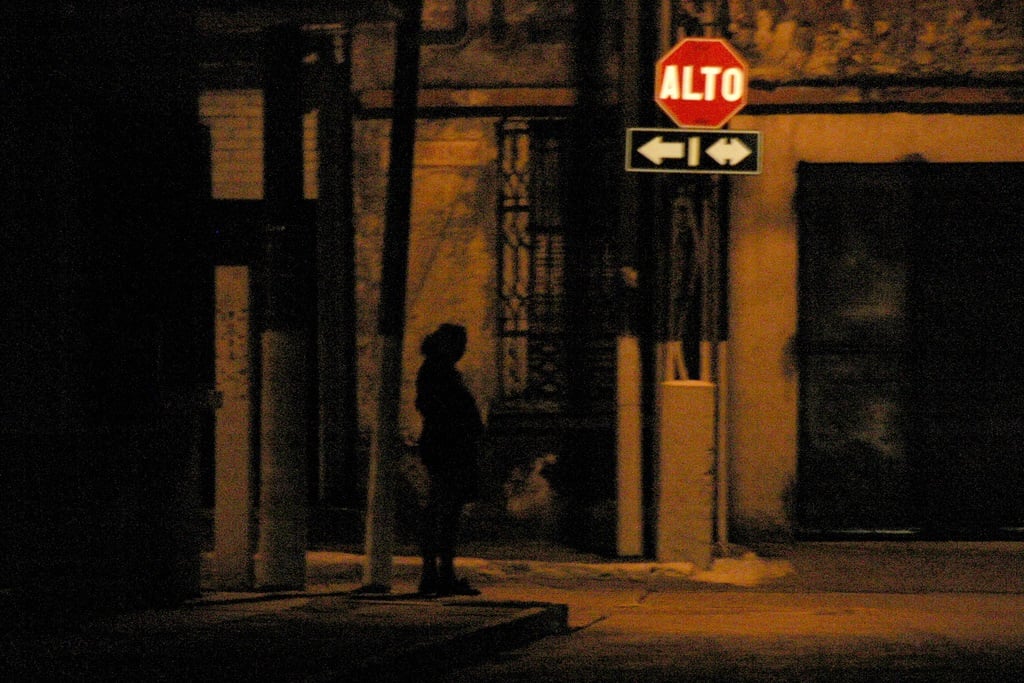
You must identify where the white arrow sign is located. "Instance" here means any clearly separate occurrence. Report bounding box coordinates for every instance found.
[706,137,752,166]
[637,136,686,165]
[626,128,761,175]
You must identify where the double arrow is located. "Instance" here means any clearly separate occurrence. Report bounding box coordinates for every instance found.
[638,135,753,166]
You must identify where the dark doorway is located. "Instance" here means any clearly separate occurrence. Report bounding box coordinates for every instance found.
[797,163,1024,537]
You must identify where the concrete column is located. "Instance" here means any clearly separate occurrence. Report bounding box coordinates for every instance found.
[213,266,256,590]
[255,25,309,591]
[363,336,401,589]
[255,329,309,589]
[657,380,716,569]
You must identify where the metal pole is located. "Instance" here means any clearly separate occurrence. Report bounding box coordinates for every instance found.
[616,0,645,558]
[705,0,732,552]
[363,0,424,591]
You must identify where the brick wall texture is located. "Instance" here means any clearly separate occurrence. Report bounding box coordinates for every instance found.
[199,90,319,200]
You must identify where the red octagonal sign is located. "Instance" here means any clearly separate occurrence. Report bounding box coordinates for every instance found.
[655,37,748,129]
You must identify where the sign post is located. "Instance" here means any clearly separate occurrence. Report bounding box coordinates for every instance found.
[633,37,755,567]
[629,37,759,176]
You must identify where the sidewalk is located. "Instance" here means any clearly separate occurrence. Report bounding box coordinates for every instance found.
[2,581,568,681]
[302,539,1024,594]
[4,542,1022,681]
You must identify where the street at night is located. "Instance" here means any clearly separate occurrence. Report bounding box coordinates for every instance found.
[5,543,1024,681]
[5,3,1024,681]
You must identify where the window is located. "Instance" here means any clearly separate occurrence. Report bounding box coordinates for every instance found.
[497,118,568,408]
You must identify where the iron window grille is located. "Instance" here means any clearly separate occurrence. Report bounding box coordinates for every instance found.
[496,118,568,409]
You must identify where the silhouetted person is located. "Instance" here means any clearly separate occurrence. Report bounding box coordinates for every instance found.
[415,323,483,596]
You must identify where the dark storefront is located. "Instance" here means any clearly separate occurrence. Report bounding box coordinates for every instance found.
[798,162,1024,537]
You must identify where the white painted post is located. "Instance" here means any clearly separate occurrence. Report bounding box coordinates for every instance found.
[362,0,424,591]
[363,336,401,589]
[213,266,257,590]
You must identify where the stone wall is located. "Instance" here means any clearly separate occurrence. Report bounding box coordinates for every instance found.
[351,117,500,441]
[726,0,1024,81]
[346,0,579,92]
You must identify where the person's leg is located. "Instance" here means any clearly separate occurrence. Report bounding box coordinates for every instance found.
[419,553,438,594]
[434,490,479,596]
[418,483,440,594]
[436,495,460,591]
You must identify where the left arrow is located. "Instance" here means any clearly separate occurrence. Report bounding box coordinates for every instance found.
[637,136,686,165]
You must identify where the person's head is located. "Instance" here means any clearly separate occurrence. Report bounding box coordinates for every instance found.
[421,323,467,363]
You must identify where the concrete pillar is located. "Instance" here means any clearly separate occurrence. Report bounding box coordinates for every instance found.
[254,25,309,591]
[255,329,309,589]
[363,336,401,589]
[213,266,257,589]
[657,380,716,569]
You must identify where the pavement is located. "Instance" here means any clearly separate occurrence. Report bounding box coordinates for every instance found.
[3,541,1024,681]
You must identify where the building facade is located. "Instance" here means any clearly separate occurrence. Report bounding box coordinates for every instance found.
[201,0,624,551]
[728,0,1024,540]
[198,0,1024,554]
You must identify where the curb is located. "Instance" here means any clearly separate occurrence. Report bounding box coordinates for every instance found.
[333,601,570,681]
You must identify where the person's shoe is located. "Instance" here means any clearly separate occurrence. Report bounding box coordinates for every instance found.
[437,578,480,597]
[416,578,438,596]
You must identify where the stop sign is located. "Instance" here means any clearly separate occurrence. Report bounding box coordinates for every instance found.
[655,37,748,129]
